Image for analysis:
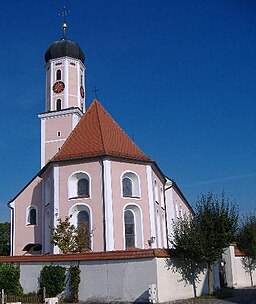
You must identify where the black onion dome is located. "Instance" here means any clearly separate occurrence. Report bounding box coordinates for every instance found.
[45,39,85,63]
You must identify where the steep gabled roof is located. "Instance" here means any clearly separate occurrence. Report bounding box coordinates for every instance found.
[52,99,152,163]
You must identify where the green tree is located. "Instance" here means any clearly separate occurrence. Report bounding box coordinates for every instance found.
[172,192,238,295]
[51,217,90,253]
[0,222,10,256]
[171,217,205,297]
[237,213,256,286]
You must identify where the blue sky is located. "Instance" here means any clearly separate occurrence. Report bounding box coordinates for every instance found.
[0,0,255,222]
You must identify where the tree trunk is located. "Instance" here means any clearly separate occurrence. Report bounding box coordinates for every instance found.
[207,263,213,295]
[249,259,254,287]
[192,269,197,298]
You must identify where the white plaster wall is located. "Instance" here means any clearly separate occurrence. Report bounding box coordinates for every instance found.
[20,263,45,293]
[156,259,220,302]
[223,246,256,288]
[79,259,157,302]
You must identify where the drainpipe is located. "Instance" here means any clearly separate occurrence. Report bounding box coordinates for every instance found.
[100,159,107,251]
[7,201,14,256]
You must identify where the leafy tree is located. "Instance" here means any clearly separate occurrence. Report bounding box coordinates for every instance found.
[195,192,238,294]
[171,217,205,297]
[0,222,10,256]
[51,217,90,254]
[237,213,256,286]
[172,192,238,295]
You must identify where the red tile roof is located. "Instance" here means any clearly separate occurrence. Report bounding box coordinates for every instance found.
[52,99,152,162]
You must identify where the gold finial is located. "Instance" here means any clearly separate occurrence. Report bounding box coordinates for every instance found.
[58,6,70,39]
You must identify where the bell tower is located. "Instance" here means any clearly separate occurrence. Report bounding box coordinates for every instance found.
[38,21,86,167]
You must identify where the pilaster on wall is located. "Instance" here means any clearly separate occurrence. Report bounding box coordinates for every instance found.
[53,165,60,254]
[146,165,156,248]
[103,160,114,251]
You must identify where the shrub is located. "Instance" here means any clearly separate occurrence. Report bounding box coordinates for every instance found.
[0,264,23,296]
[68,266,80,302]
[40,265,66,297]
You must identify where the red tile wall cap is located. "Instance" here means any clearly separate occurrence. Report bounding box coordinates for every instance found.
[0,249,169,263]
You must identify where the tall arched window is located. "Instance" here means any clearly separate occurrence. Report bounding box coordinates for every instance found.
[56,99,62,111]
[124,209,135,248]
[123,205,143,249]
[27,206,37,225]
[121,172,140,198]
[78,178,89,197]
[78,210,90,251]
[56,69,61,80]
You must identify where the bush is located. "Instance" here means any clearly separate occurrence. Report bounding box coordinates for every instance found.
[0,264,23,296]
[40,265,66,297]
[68,266,80,302]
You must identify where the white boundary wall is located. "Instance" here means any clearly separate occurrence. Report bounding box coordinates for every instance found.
[0,251,220,303]
[223,246,256,288]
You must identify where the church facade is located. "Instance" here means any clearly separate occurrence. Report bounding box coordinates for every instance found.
[8,33,192,256]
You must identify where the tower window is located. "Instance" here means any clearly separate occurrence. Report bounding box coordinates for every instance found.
[57,131,61,137]
[80,75,83,86]
[56,69,61,80]
[56,99,62,111]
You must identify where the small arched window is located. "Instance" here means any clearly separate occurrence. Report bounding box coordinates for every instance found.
[56,99,62,111]
[27,206,37,225]
[122,172,140,198]
[68,172,91,199]
[123,177,132,197]
[56,69,61,80]
[124,209,135,248]
[78,178,89,197]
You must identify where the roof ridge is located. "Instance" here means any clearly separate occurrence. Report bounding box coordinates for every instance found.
[95,100,107,154]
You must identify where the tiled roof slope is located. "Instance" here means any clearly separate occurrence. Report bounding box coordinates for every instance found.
[53,99,152,162]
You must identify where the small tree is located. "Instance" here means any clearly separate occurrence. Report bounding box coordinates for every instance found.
[172,192,238,295]
[171,217,205,297]
[237,213,256,286]
[51,217,90,254]
[0,222,10,256]
[195,192,238,294]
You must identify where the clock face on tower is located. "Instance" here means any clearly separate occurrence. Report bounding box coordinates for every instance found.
[52,81,65,94]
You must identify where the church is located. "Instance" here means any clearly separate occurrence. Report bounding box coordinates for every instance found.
[8,22,192,256]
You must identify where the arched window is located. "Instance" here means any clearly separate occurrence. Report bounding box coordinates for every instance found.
[123,205,143,249]
[27,206,37,225]
[78,178,89,197]
[56,69,61,80]
[56,99,62,111]
[124,209,135,248]
[69,204,92,250]
[123,177,132,197]
[68,172,91,199]
[121,172,140,198]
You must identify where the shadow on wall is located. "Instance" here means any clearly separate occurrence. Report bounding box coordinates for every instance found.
[165,257,207,298]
